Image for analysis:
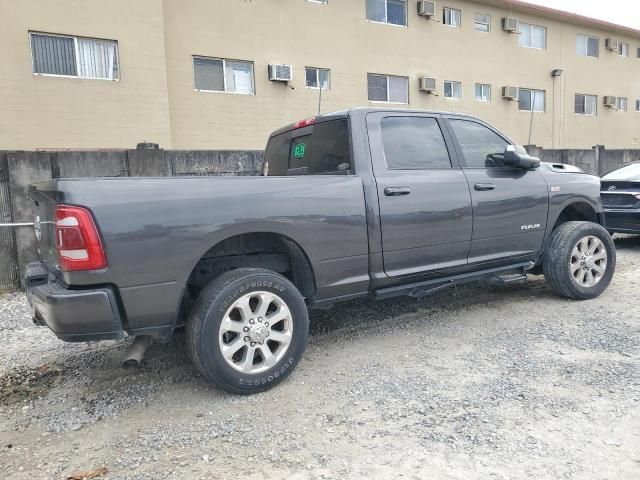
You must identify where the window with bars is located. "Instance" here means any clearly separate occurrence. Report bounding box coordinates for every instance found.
[576,34,599,57]
[367,74,408,103]
[193,56,254,94]
[366,0,407,26]
[519,23,546,49]
[575,94,597,115]
[475,83,491,102]
[443,7,461,27]
[518,88,545,112]
[30,32,119,80]
[305,67,330,89]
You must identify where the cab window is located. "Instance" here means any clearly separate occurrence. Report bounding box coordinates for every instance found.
[448,119,508,168]
[263,119,351,176]
[380,117,452,169]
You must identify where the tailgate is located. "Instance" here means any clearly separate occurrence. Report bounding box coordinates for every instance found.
[27,181,61,269]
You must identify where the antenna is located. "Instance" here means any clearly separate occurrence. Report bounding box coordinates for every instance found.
[528,91,536,145]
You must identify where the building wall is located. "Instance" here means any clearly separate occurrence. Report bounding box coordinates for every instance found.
[0,0,172,150]
[163,0,640,150]
[1,0,638,151]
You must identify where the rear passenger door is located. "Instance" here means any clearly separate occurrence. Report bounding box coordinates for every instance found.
[367,112,473,278]
[445,117,549,264]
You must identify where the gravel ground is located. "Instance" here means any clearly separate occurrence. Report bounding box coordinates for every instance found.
[1,235,639,480]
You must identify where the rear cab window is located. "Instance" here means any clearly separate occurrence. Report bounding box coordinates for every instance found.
[263,119,352,176]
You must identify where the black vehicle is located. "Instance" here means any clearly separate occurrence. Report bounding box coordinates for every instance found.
[601,162,640,234]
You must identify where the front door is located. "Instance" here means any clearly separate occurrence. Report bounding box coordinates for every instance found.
[367,112,473,278]
[445,117,549,264]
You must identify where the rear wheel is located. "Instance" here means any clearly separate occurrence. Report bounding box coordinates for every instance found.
[186,268,309,394]
[543,221,616,300]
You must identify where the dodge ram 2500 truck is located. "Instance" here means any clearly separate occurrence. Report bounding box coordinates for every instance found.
[26,108,615,394]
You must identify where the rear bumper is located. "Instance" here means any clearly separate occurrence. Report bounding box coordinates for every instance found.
[603,209,640,233]
[25,262,125,342]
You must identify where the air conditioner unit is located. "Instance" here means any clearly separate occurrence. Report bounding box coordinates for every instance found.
[419,76,437,92]
[268,64,293,82]
[605,38,619,51]
[417,0,435,17]
[501,86,518,100]
[501,17,519,32]
[603,96,617,108]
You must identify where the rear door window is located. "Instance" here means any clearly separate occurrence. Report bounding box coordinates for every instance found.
[380,117,452,169]
[263,119,351,175]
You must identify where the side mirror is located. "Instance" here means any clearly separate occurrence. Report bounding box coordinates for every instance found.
[503,145,541,170]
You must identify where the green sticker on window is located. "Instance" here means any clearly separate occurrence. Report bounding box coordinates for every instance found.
[294,142,307,158]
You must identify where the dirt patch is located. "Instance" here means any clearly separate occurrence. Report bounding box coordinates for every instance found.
[0,365,61,405]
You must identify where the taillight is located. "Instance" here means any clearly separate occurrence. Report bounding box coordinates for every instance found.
[55,205,107,271]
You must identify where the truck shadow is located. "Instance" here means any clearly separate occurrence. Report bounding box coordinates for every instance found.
[613,233,640,251]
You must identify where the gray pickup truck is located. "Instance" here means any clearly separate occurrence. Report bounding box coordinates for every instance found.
[26,108,615,393]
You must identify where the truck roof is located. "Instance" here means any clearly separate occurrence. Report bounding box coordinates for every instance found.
[269,108,481,138]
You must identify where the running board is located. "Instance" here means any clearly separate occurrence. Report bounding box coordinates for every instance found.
[373,261,534,301]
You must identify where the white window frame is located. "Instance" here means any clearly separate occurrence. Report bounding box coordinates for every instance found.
[474,83,491,102]
[443,7,462,28]
[576,34,599,57]
[29,31,120,81]
[518,23,546,50]
[616,97,628,112]
[305,67,331,90]
[366,0,408,27]
[367,73,409,104]
[192,56,255,95]
[618,42,629,57]
[474,13,491,32]
[443,80,462,100]
[307,0,328,3]
[518,88,545,113]
[575,94,597,116]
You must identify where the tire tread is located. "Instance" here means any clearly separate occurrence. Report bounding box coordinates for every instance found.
[185,268,304,394]
[543,221,615,300]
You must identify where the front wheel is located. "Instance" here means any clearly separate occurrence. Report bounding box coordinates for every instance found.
[543,221,616,300]
[186,268,309,394]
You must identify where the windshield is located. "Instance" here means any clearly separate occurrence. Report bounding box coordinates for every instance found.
[602,163,640,181]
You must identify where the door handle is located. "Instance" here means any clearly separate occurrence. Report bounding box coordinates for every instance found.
[384,187,411,196]
[474,183,495,191]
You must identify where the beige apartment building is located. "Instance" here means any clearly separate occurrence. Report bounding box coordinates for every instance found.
[1,0,639,151]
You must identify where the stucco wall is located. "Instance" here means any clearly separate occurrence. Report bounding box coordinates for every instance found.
[0,0,172,150]
[0,0,639,151]
[162,0,640,150]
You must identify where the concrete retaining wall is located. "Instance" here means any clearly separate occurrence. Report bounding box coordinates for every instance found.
[0,149,263,291]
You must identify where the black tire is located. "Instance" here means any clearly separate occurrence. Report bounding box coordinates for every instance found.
[186,268,309,394]
[543,221,616,300]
